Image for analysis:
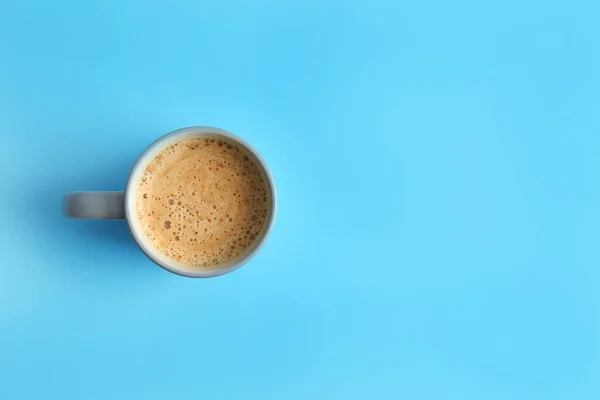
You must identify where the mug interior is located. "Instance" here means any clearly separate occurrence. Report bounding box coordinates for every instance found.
[124,127,277,278]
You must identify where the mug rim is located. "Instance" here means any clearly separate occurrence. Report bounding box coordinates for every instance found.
[124,126,277,278]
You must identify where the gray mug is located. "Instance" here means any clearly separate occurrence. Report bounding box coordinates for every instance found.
[64,126,277,278]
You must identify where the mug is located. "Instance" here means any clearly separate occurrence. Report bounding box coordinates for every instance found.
[64,126,277,278]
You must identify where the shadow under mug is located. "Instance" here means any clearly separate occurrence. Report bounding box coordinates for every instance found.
[64,126,277,278]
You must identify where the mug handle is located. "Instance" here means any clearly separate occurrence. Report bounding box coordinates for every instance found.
[64,192,125,219]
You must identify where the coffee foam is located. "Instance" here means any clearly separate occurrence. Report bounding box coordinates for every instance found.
[136,136,271,269]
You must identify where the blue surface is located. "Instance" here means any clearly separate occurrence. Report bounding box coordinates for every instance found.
[0,0,599,399]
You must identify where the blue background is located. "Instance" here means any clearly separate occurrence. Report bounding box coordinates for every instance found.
[0,0,599,399]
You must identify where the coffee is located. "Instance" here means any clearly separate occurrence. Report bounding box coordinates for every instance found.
[136,136,271,269]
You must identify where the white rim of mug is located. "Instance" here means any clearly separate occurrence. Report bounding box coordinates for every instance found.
[124,126,278,278]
